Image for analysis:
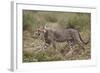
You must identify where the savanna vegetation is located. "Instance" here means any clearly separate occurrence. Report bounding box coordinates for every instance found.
[23,10,91,62]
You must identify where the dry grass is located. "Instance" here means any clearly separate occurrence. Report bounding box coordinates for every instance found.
[23,10,91,62]
[23,30,91,62]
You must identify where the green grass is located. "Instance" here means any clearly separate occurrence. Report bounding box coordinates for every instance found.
[23,10,91,62]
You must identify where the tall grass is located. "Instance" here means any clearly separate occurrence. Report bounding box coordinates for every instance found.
[23,10,91,62]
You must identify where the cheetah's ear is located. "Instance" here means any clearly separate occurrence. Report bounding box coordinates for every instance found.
[44,24,49,30]
[44,25,47,29]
